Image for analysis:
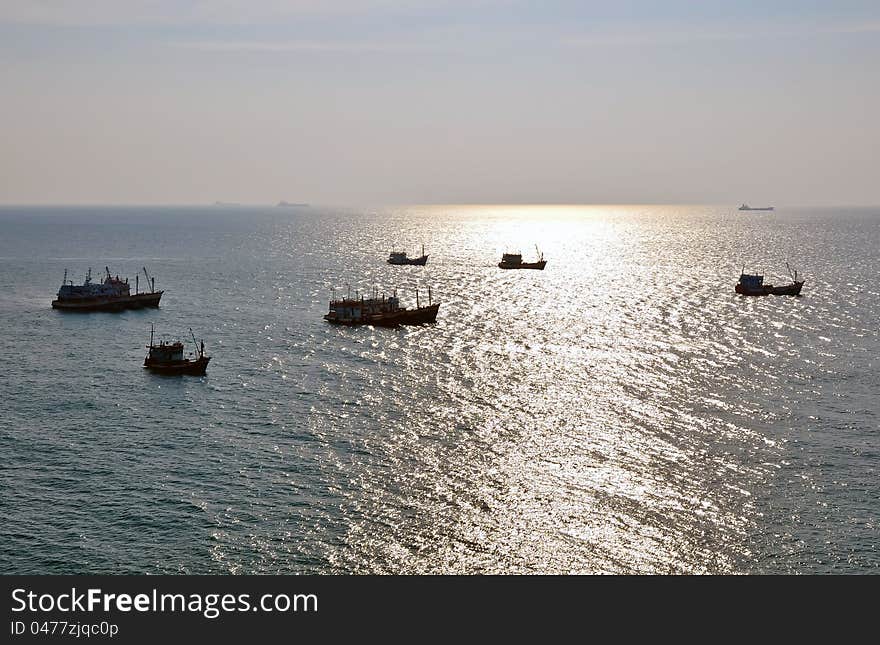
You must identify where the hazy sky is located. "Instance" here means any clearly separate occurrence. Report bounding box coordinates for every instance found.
[1,1,878,206]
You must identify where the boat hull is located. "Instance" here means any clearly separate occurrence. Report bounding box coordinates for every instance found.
[498,261,546,270]
[52,291,163,311]
[144,355,210,375]
[735,281,804,296]
[387,255,428,266]
[398,302,440,324]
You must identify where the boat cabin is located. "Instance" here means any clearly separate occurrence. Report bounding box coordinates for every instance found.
[327,295,401,323]
[147,341,185,362]
[738,273,764,289]
[56,267,131,300]
[501,252,522,265]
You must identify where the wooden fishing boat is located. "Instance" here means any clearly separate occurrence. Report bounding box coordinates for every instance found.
[324,287,439,326]
[498,246,546,270]
[387,244,429,266]
[735,264,804,296]
[144,326,210,375]
[51,266,163,311]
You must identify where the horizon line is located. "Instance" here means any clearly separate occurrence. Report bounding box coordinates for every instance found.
[1,201,879,209]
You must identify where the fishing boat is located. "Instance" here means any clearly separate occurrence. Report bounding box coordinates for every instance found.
[738,204,774,211]
[51,267,163,311]
[498,246,546,270]
[144,326,210,375]
[323,287,440,327]
[735,263,804,296]
[387,244,429,266]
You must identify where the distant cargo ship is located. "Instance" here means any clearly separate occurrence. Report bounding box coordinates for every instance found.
[277,201,309,207]
[738,204,774,211]
[51,267,163,312]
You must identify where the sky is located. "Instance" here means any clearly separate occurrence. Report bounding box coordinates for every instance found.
[1,1,878,206]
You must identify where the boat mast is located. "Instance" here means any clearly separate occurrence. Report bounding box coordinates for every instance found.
[143,267,155,293]
[150,323,154,348]
[190,328,199,357]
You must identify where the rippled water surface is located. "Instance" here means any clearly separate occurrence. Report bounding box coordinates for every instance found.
[1,204,877,574]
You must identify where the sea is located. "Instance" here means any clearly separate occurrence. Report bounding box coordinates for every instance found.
[0,204,877,574]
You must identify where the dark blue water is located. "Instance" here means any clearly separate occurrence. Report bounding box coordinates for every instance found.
[1,204,877,573]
